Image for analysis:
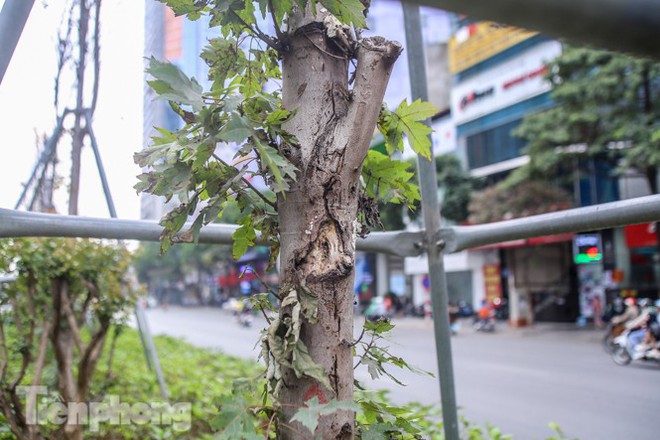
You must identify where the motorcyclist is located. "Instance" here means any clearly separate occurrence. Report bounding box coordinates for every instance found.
[474,299,495,331]
[625,298,656,359]
[611,297,639,325]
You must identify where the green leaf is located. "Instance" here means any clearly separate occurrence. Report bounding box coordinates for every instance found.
[147,57,204,112]
[320,0,366,28]
[159,0,206,20]
[232,214,256,259]
[360,422,399,440]
[253,138,297,192]
[364,319,395,334]
[291,396,358,434]
[212,394,259,439]
[378,99,437,159]
[218,111,254,143]
[361,150,420,205]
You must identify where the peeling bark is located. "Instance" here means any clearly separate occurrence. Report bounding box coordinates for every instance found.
[278,9,401,439]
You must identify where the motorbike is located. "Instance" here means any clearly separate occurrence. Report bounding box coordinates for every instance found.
[473,317,495,332]
[236,310,253,328]
[611,329,660,366]
[602,322,626,354]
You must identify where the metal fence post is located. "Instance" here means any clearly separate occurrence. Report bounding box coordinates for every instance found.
[0,0,35,85]
[402,4,460,439]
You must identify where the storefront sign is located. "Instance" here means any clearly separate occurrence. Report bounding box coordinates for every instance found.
[573,233,603,264]
[483,264,502,302]
[624,222,658,248]
[503,66,548,89]
[449,21,537,74]
[460,87,495,110]
[451,41,561,125]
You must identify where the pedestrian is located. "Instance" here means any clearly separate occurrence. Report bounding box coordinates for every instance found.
[592,295,603,329]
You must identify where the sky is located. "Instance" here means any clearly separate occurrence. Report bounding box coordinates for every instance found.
[0,0,145,219]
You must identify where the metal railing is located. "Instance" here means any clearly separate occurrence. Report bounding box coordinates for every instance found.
[3,195,657,257]
[2,0,660,439]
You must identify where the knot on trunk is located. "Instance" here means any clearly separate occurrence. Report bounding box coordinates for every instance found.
[297,221,353,282]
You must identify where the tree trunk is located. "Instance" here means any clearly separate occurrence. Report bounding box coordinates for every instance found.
[277,10,401,439]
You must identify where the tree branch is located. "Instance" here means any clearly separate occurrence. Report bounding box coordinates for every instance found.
[60,284,84,354]
[230,9,279,51]
[268,0,286,44]
[0,319,8,381]
[213,153,277,208]
[343,37,402,171]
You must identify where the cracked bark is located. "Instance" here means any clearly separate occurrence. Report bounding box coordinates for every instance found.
[277,10,401,440]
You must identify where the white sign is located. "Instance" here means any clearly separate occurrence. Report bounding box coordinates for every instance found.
[451,41,562,125]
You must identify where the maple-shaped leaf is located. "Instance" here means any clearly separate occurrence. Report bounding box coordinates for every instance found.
[378,99,437,159]
[320,0,366,28]
[361,150,420,205]
[212,394,261,439]
[291,396,359,434]
[147,57,204,111]
[232,214,256,259]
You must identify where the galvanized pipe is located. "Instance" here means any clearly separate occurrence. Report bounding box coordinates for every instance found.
[445,194,660,253]
[403,4,460,439]
[0,0,35,85]
[409,0,660,59]
[0,208,425,257]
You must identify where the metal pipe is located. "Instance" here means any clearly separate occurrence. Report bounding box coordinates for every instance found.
[408,0,660,59]
[403,4,460,439]
[85,111,118,218]
[445,194,660,253]
[0,0,36,85]
[0,208,426,256]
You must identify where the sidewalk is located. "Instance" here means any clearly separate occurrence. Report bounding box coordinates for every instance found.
[383,315,607,340]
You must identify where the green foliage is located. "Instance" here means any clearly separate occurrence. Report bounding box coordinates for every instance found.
[468,180,572,224]
[354,319,433,386]
[514,46,660,192]
[95,328,263,439]
[378,100,437,160]
[0,238,136,439]
[362,150,421,206]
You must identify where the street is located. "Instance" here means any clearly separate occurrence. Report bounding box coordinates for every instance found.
[144,307,658,439]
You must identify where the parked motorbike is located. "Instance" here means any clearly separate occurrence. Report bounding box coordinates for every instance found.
[611,329,660,366]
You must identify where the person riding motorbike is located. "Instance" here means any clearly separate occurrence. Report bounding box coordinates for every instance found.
[474,300,495,332]
[625,299,657,359]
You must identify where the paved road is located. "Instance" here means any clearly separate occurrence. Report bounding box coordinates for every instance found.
[144,307,659,440]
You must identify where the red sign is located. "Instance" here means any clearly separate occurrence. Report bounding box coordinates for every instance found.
[625,222,658,248]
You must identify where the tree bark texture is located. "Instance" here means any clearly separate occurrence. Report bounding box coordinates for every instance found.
[277,10,401,439]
